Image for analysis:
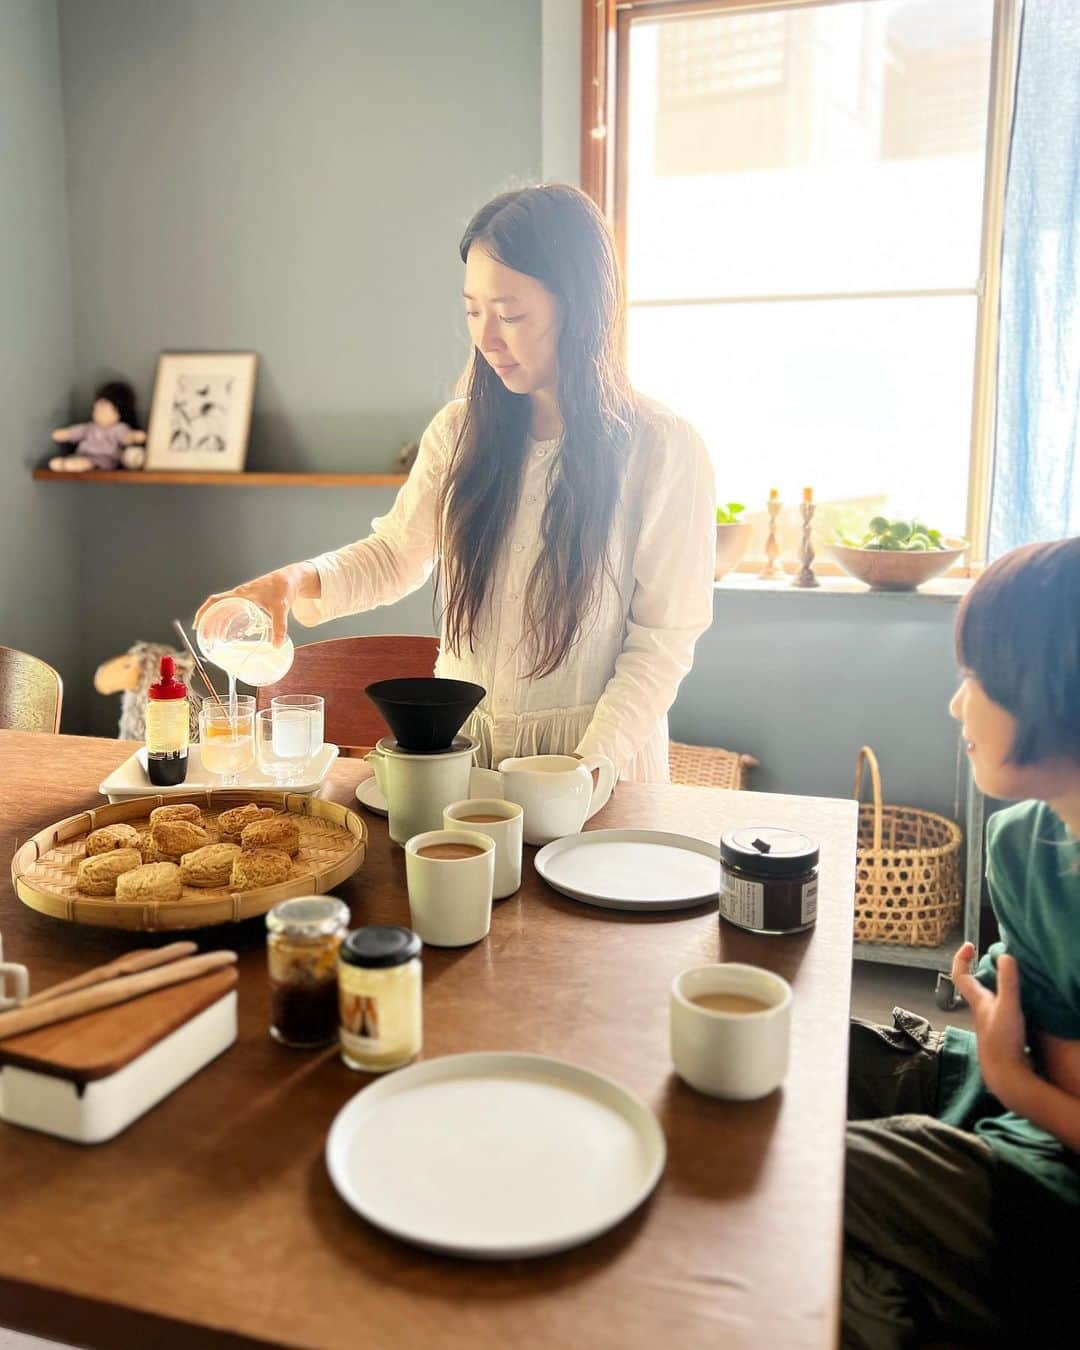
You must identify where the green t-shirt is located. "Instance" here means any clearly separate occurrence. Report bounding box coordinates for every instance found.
[939,799,1080,1207]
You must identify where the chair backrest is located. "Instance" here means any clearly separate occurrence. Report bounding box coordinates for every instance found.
[256,635,440,751]
[0,646,63,733]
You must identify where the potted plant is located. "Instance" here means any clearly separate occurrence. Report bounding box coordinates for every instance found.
[829,516,968,591]
[714,502,752,581]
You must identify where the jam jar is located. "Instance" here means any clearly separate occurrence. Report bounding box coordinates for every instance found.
[338,926,422,1073]
[719,826,819,935]
[266,896,350,1047]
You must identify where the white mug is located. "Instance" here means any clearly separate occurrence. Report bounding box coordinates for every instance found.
[443,798,524,900]
[0,934,30,1012]
[405,829,495,947]
[670,964,792,1101]
[477,753,615,846]
[365,735,477,846]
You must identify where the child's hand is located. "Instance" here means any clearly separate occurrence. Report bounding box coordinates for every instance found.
[951,942,1030,1101]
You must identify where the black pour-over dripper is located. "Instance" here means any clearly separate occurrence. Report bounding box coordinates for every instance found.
[364,677,485,753]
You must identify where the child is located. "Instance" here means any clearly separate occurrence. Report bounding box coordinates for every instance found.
[843,537,1080,1349]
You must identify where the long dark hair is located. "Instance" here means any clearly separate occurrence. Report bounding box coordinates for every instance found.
[436,185,635,679]
[956,537,1080,764]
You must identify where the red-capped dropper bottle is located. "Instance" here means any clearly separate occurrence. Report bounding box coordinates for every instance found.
[146,655,189,786]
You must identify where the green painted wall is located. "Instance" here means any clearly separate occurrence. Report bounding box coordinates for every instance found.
[0,0,83,730]
[55,0,542,736]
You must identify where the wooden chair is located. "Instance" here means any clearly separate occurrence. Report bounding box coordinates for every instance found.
[0,646,63,733]
[669,741,758,790]
[256,635,440,753]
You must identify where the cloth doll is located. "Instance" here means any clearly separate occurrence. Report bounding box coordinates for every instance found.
[49,381,147,471]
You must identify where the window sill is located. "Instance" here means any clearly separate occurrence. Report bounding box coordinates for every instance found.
[715,571,972,604]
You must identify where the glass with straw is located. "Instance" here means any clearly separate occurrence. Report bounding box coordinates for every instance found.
[199,696,255,787]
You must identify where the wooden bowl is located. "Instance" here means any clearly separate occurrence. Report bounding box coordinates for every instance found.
[827,538,968,592]
[11,789,367,931]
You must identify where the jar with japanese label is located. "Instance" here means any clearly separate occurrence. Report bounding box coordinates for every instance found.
[719,826,819,935]
[338,925,422,1072]
[266,896,350,1048]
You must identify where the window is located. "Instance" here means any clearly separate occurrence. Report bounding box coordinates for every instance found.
[584,0,1019,566]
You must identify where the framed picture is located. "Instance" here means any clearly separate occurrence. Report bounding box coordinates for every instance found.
[144,351,258,472]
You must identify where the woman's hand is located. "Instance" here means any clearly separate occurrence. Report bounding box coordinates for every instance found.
[951,942,1031,1103]
[194,563,319,647]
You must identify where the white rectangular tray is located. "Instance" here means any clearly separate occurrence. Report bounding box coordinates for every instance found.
[0,991,237,1144]
[99,743,339,803]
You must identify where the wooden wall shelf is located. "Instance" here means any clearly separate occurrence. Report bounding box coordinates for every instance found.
[32,470,407,487]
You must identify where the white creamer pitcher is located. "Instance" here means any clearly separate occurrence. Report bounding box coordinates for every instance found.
[477,753,615,846]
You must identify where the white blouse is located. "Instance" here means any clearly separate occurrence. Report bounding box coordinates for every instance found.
[292,397,716,781]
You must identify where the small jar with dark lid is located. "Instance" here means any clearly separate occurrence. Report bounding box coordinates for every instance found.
[266,896,350,1048]
[338,925,422,1072]
[719,826,819,935]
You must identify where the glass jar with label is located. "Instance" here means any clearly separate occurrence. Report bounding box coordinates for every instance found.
[266,896,350,1047]
[719,826,819,935]
[338,926,422,1072]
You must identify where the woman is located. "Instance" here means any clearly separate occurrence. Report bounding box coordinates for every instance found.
[197,185,715,779]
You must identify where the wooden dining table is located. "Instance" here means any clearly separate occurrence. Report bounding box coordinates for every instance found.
[0,730,857,1350]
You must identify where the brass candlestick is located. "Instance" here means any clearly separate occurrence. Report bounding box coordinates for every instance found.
[791,499,820,588]
[758,495,782,579]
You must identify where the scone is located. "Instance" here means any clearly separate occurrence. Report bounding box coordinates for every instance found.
[180,843,242,888]
[136,831,164,864]
[217,803,277,841]
[230,849,292,891]
[151,819,211,859]
[76,848,142,896]
[240,817,300,857]
[115,861,183,904]
[85,823,140,856]
[149,803,203,828]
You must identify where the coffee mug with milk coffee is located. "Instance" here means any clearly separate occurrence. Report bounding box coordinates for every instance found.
[443,798,523,900]
[474,754,615,846]
[670,963,792,1100]
[365,735,478,846]
[0,933,29,1012]
[404,828,495,947]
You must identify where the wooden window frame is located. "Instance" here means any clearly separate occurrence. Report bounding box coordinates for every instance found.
[581,0,1021,572]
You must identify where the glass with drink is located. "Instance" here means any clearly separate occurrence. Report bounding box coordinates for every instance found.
[255,706,316,785]
[199,697,255,787]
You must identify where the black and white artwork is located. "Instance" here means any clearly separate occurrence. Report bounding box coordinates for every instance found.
[145,352,257,472]
[170,374,233,456]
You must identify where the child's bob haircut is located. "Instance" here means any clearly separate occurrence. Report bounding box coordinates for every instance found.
[956,536,1080,765]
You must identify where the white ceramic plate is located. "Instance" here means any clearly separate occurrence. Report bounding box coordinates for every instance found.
[534,828,724,911]
[354,766,501,816]
[99,743,340,803]
[325,1051,665,1259]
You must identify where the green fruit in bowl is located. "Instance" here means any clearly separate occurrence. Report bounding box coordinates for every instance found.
[838,515,950,553]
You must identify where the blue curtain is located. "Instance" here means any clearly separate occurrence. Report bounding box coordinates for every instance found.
[990,0,1080,557]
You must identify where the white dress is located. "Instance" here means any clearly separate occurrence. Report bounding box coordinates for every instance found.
[291,397,716,781]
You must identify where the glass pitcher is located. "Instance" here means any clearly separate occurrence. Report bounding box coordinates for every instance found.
[196,597,295,687]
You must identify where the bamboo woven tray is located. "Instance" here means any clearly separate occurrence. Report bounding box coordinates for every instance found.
[11,790,367,931]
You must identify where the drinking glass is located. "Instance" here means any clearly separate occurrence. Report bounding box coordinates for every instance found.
[199,698,255,787]
[270,694,324,755]
[255,707,316,785]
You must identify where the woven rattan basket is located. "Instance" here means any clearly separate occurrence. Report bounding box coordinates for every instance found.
[853,746,963,947]
[669,742,758,791]
[11,789,367,932]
